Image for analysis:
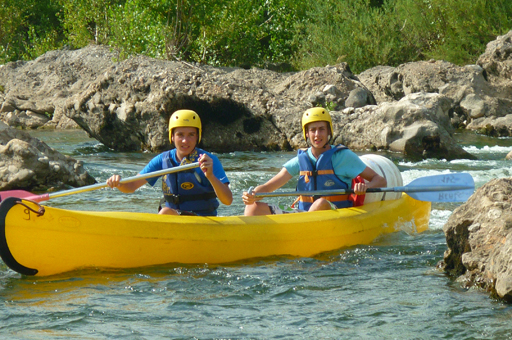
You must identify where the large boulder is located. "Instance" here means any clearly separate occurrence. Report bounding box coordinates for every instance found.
[60,52,469,158]
[0,122,96,191]
[358,31,512,136]
[477,30,512,91]
[438,178,512,301]
[330,92,474,160]
[358,60,490,104]
[64,59,381,153]
[0,45,120,129]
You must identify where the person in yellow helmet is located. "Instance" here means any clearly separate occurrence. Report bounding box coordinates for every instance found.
[242,107,386,215]
[107,109,232,216]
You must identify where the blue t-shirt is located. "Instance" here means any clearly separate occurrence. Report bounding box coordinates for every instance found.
[140,149,229,187]
[283,146,366,187]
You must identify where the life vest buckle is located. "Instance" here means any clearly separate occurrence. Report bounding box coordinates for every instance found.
[165,194,181,204]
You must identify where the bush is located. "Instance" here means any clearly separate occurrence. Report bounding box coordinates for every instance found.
[294,0,512,73]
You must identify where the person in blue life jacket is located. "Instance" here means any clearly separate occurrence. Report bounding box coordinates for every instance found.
[106,109,233,216]
[242,107,387,215]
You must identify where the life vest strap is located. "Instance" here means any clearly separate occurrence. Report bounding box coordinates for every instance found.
[164,192,217,205]
[299,170,335,183]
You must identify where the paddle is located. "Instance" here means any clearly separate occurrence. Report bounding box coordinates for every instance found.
[248,173,475,203]
[0,162,200,203]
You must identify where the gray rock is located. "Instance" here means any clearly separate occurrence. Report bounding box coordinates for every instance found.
[439,177,512,301]
[460,93,486,119]
[332,92,473,160]
[2,110,50,129]
[477,30,512,85]
[345,87,371,108]
[358,35,512,135]
[467,114,512,137]
[0,121,96,191]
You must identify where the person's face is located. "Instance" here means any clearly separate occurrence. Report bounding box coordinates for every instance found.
[306,121,330,148]
[171,127,198,156]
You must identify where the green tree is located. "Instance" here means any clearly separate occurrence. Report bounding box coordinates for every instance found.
[59,0,125,48]
[0,0,63,63]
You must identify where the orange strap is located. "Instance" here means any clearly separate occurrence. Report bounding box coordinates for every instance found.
[299,170,335,183]
[291,196,300,208]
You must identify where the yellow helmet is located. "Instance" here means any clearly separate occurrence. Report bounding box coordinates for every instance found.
[168,109,202,143]
[301,107,333,140]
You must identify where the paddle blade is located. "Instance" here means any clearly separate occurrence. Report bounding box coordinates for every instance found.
[405,173,475,202]
[0,190,46,202]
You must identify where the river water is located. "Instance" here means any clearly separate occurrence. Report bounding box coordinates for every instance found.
[0,129,511,339]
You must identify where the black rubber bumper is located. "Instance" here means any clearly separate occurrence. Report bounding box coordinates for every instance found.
[0,197,38,276]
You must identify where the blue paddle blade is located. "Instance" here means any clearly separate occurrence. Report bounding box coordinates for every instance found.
[402,173,475,202]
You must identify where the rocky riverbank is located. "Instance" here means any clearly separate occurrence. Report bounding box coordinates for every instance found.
[1,32,511,158]
[438,178,512,301]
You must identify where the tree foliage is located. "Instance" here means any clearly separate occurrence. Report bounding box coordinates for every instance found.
[1,0,511,73]
[297,0,512,73]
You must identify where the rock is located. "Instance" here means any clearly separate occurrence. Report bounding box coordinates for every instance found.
[345,87,373,108]
[0,121,96,191]
[477,30,512,88]
[467,114,512,137]
[331,92,474,160]
[0,45,115,129]
[358,60,489,104]
[507,150,512,160]
[438,178,512,301]
[0,100,16,113]
[460,93,487,119]
[61,58,379,153]
[358,35,512,135]
[2,110,50,129]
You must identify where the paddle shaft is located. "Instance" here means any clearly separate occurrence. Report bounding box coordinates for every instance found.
[38,162,200,201]
[248,172,475,203]
[252,185,474,198]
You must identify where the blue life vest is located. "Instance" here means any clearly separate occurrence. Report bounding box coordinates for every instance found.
[161,148,219,216]
[296,145,352,210]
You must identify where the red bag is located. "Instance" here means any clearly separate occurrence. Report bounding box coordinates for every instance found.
[350,175,366,207]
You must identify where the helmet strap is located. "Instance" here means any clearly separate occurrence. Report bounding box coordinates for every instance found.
[326,134,333,148]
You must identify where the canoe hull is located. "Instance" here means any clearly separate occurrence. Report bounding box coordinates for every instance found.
[0,194,430,276]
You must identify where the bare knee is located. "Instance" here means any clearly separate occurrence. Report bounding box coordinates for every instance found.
[244,202,272,216]
[159,207,179,215]
[309,198,332,212]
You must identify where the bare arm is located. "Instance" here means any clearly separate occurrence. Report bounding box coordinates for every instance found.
[242,168,293,205]
[199,154,233,205]
[353,166,387,195]
[206,176,233,205]
[106,175,147,193]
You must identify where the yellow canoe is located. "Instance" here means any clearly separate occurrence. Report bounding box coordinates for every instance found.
[0,194,430,277]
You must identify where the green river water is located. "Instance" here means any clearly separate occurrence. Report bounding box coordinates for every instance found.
[0,129,511,339]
